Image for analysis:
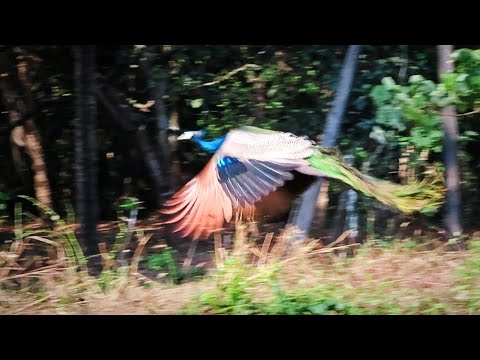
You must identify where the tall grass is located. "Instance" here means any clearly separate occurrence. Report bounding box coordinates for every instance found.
[3,201,480,315]
[1,196,155,294]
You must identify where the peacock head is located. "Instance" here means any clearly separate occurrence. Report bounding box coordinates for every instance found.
[177,129,225,153]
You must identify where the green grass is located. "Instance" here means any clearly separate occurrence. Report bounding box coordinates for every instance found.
[184,236,480,315]
[3,203,480,314]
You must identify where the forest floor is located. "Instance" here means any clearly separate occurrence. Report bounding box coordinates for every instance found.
[1,215,480,315]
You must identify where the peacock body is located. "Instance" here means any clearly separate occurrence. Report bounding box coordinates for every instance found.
[162,126,445,240]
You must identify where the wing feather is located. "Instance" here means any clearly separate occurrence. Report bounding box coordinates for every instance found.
[161,158,247,240]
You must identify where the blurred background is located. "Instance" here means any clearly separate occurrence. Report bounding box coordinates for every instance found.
[1,45,480,315]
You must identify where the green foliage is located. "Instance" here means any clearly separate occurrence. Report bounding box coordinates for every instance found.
[18,195,86,268]
[455,238,480,313]
[145,247,206,285]
[0,191,12,224]
[118,196,142,212]
[370,76,443,157]
[145,247,180,283]
[7,195,155,294]
[368,47,480,227]
[262,286,358,315]
[4,45,480,239]
[114,196,141,257]
[185,257,358,315]
[370,48,480,159]
[164,45,345,139]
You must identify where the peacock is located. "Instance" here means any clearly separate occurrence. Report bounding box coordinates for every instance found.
[161,126,445,240]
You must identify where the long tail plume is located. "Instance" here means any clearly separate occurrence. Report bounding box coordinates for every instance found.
[307,147,445,215]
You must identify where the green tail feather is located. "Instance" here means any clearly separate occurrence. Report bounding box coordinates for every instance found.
[307,147,445,215]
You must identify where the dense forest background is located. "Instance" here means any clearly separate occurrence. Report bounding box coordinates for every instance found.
[2,45,480,257]
[5,45,480,315]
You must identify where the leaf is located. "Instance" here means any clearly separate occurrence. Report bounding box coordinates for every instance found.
[190,98,204,109]
[409,75,425,83]
[0,192,12,201]
[369,126,387,144]
[309,303,327,315]
[455,49,474,67]
[441,73,458,91]
[371,85,392,104]
[267,88,277,97]
[353,96,368,111]
[457,73,468,83]
[355,148,369,159]
[421,80,436,93]
[382,77,396,90]
[435,97,453,108]
[394,92,409,102]
[464,130,479,137]
[467,75,480,91]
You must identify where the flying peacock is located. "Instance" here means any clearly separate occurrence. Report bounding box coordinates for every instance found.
[161,126,445,240]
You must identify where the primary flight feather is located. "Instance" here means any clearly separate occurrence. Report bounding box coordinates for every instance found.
[161,126,445,240]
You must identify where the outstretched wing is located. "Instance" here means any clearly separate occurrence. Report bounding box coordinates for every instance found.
[161,159,233,240]
[216,156,298,207]
[160,156,297,240]
[161,128,316,240]
[215,128,315,207]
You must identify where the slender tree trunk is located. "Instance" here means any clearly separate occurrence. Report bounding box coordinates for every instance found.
[17,51,52,207]
[253,75,266,120]
[437,45,462,237]
[288,45,362,243]
[329,154,358,244]
[312,180,329,230]
[139,47,173,194]
[329,190,347,242]
[154,80,171,172]
[344,188,359,244]
[135,125,167,205]
[22,121,51,206]
[95,83,168,206]
[0,53,52,207]
[73,45,100,275]
[149,75,172,195]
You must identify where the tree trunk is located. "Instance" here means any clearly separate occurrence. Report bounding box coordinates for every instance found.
[140,48,173,194]
[135,125,167,206]
[437,45,462,237]
[344,188,359,244]
[312,180,329,231]
[288,45,362,243]
[329,190,347,242]
[0,53,52,207]
[329,154,358,244]
[95,83,168,206]
[73,45,100,275]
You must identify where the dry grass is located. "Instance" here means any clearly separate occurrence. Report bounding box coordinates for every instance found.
[276,245,468,314]
[1,221,479,315]
[0,275,213,315]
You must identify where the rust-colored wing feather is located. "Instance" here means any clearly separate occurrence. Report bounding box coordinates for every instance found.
[161,158,235,240]
[161,128,315,240]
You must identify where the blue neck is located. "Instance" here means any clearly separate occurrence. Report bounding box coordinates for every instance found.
[193,135,226,153]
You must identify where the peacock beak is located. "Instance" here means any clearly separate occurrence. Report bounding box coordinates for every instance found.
[177,131,195,141]
[177,130,204,141]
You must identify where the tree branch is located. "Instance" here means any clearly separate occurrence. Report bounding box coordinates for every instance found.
[0,111,35,135]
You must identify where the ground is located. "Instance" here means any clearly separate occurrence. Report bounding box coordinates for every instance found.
[1,214,480,315]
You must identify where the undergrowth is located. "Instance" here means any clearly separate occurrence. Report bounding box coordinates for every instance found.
[2,198,480,315]
[183,240,363,315]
